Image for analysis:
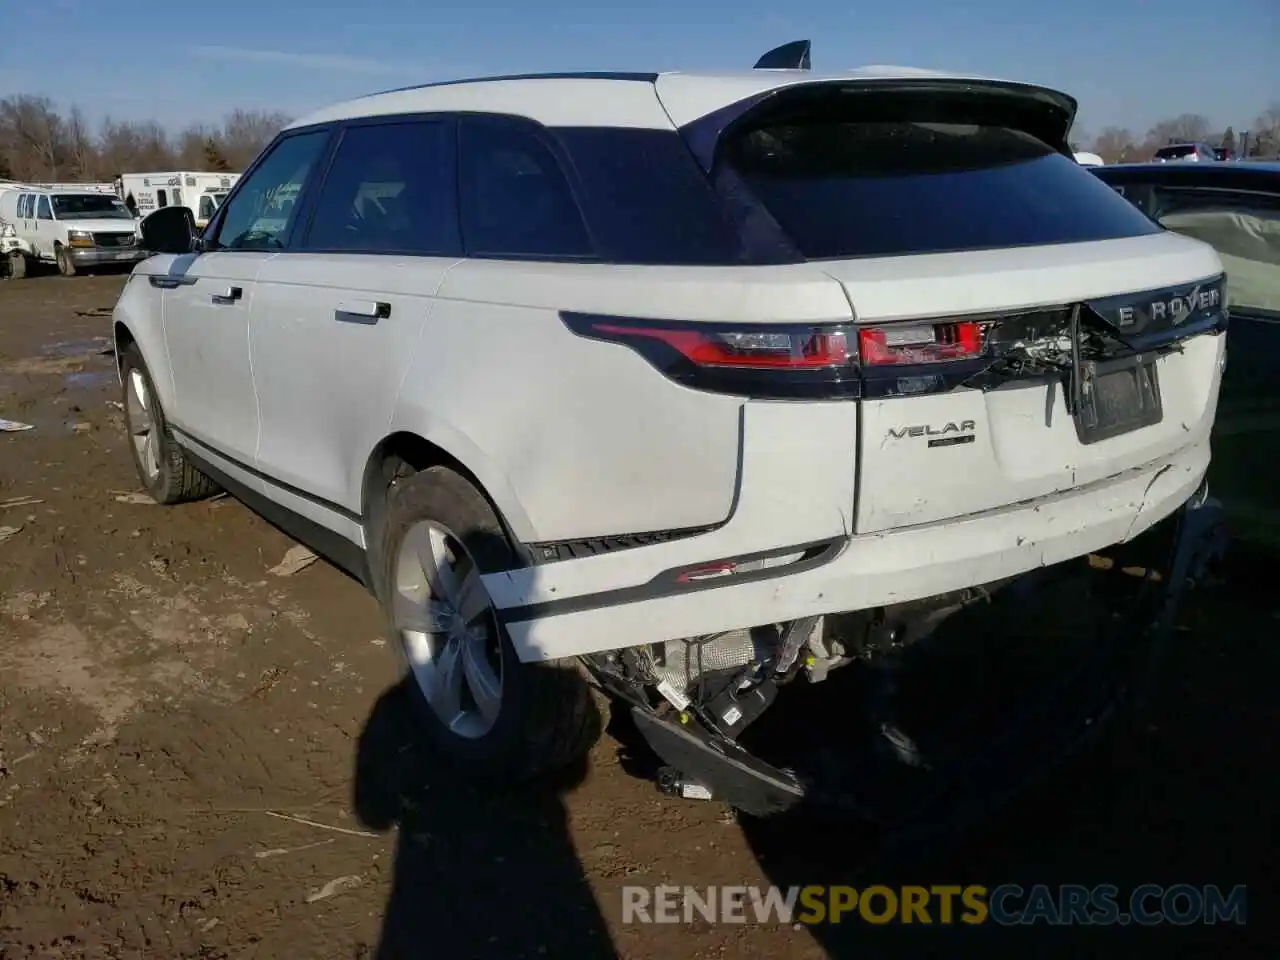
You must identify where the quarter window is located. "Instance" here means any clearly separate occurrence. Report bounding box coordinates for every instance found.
[459,119,593,259]
[304,120,459,255]
[37,196,51,220]
[211,130,329,251]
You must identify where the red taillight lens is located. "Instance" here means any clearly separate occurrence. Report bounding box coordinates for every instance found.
[562,312,859,399]
[858,321,986,366]
[590,323,850,369]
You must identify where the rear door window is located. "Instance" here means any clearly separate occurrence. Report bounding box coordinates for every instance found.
[719,119,1161,259]
[1153,188,1280,318]
[458,118,593,259]
[303,119,459,255]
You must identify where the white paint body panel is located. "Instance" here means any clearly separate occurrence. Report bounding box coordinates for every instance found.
[500,438,1209,661]
[110,72,1227,666]
[250,253,456,519]
[158,251,266,467]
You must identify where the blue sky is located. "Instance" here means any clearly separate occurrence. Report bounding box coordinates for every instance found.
[2,0,1276,137]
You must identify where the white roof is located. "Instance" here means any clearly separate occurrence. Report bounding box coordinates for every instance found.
[289,67,1062,132]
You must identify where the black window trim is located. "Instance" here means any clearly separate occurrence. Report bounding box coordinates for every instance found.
[292,113,464,259]
[201,121,338,252]
[211,111,603,263]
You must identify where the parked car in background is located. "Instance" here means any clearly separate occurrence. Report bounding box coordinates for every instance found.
[1094,161,1280,544]
[0,187,147,277]
[1214,147,1237,162]
[1,215,35,279]
[1153,142,1217,163]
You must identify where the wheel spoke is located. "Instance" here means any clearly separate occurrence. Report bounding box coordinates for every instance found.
[127,373,152,434]
[404,523,459,601]
[392,590,452,636]
[142,430,159,477]
[453,563,490,625]
[433,638,465,729]
[393,520,503,739]
[424,525,461,602]
[462,639,502,725]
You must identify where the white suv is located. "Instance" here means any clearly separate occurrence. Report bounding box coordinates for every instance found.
[113,60,1227,810]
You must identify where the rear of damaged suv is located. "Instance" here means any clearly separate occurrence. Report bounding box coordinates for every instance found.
[468,74,1227,810]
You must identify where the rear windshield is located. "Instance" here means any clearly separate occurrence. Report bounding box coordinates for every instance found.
[1155,145,1197,160]
[719,120,1162,259]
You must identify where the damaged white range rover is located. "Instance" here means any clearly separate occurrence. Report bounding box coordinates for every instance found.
[114,42,1227,815]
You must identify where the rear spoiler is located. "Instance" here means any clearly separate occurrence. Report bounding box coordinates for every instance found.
[677,76,1079,172]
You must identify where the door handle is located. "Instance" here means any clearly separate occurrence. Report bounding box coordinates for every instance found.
[335,300,391,323]
[211,286,242,305]
[148,275,197,289]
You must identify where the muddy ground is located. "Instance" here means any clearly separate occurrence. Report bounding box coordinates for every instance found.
[0,273,1275,959]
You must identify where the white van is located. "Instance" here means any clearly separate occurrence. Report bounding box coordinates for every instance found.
[117,172,241,229]
[0,187,147,277]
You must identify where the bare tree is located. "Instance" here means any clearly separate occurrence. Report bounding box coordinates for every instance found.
[1221,126,1236,154]
[1,98,288,181]
[1250,102,1280,158]
[64,107,97,179]
[0,95,65,180]
[1141,113,1213,156]
[1092,126,1139,164]
[219,109,292,169]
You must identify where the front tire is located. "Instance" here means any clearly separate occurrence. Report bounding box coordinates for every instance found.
[56,245,77,277]
[375,466,599,781]
[119,344,219,504]
[4,251,26,280]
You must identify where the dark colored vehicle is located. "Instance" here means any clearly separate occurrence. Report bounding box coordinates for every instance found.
[1094,161,1280,543]
[1153,141,1217,163]
[1214,147,1236,161]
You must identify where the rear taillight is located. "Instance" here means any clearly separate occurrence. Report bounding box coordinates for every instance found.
[562,313,998,400]
[857,321,986,366]
[562,313,859,399]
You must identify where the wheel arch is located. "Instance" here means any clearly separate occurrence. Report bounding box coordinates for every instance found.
[112,319,136,380]
[112,288,175,416]
[360,430,538,566]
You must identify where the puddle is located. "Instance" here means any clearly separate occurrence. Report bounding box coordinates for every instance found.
[64,370,116,391]
[40,338,112,358]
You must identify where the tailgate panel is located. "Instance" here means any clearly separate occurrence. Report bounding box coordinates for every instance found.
[856,333,1224,533]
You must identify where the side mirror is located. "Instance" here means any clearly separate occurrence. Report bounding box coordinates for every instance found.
[140,206,196,254]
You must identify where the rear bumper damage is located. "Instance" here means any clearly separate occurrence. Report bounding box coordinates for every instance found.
[496,436,1210,663]
[621,483,1226,819]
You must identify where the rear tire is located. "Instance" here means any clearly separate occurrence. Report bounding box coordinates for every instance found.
[375,466,600,781]
[56,245,77,277]
[119,343,220,504]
